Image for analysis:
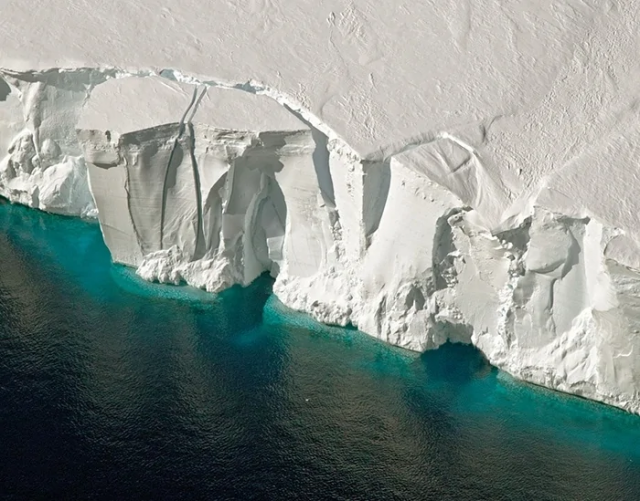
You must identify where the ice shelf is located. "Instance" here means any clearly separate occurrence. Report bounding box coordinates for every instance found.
[1,0,640,413]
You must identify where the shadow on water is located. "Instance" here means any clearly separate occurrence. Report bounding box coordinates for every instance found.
[419,342,494,385]
[1,200,640,500]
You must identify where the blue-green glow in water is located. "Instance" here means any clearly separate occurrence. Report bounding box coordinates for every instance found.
[0,199,639,500]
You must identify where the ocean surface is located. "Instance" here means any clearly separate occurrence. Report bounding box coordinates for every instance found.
[0,200,639,501]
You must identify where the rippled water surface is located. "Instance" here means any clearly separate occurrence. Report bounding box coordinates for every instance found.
[1,200,640,500]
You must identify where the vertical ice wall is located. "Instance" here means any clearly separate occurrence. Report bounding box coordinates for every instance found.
[76,76,339,293]
[0,70,105,216]
[0,69,639,414]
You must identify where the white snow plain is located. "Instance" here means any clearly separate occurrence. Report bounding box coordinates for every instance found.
[1,0,640,413]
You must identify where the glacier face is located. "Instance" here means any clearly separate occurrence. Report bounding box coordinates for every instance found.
[1,68,639,415]
[2,0,640,414]
[0,70,100,217]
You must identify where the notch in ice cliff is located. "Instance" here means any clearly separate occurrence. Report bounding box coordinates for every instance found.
[1,67,639,416]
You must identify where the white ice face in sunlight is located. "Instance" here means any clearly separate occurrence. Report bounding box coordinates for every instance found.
[1,0,640,414]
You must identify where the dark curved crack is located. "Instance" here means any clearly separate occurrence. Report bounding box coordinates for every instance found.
[0,77,10,101]
[160,86,201,251]
[187,122,206,260]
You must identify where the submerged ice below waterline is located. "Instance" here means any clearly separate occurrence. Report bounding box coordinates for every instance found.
[0,201,640,500]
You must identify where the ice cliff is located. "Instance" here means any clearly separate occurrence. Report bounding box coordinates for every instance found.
[2,0,640,413]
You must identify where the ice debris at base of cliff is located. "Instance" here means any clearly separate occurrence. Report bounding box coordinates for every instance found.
[0,68,639,415]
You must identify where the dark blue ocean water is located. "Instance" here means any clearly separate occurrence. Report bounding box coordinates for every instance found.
[0,200,639,501]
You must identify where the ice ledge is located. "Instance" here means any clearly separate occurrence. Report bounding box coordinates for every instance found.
[1,66,640,415]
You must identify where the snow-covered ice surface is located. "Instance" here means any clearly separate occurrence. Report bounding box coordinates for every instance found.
[1,0,640,413]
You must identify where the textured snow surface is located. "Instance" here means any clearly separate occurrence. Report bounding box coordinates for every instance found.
[2,0,640,413]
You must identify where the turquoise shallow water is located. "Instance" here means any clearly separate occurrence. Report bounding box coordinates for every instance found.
[0,199,639,500]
